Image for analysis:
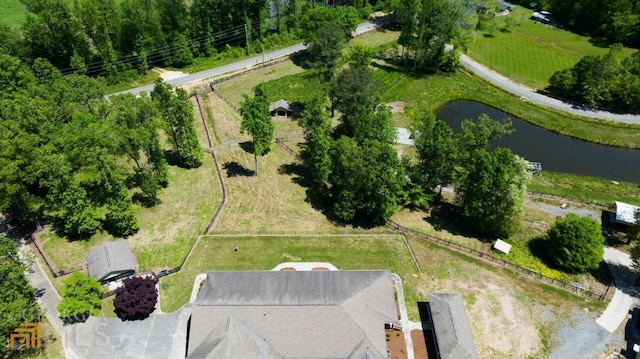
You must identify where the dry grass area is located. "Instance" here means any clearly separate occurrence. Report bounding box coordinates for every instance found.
[405,236,605,359]
[214,61,306,106]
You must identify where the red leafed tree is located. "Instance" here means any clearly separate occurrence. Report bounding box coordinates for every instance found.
[114,276,158,320]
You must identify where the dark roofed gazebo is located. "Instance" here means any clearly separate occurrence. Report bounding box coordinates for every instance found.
[269,99,297,118]
[86,241,136,283]
[428,293,479,359]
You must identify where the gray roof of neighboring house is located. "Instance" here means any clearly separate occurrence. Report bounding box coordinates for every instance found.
[86,240,136,282]
[429,293,479,359]
[269,99,293,112]
[188,270,397,359]
[64,308,191,359]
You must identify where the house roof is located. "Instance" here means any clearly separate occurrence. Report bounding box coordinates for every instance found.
[615,201,639,225]
[269,99,292,112]
[188,270,397,359]
[86,241,136,282]
[429,293,479,359]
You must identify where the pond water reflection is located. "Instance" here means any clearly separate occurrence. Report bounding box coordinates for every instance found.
[436,100,640,183]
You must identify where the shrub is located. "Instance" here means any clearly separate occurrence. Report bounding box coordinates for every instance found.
[546,213,605,273]
[114,276,159,320]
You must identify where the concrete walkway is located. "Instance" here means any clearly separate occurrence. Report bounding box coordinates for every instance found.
[21,243,65,338]
[392,273,415,359]
[596,246,636,333]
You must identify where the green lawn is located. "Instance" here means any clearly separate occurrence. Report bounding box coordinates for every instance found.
[1,0,74,29]
[159,235,421,316]
[530,171,640,206]
[467,8,636,89]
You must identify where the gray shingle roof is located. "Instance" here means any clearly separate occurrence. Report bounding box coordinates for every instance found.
[429,293,479,359]
[269,99,290,112]
[189,270,397,359]
[86,241,136,282]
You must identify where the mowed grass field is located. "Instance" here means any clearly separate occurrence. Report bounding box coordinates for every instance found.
[159,235,419,314]
[467,8,636,89]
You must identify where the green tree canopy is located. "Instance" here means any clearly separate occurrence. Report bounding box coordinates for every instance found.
[0,236,40,358]
[240,84,275,175]
[412,111,458,193]
[57,271,102,322]
[546,213,605,273]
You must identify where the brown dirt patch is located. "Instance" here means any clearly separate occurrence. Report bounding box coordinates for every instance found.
[311,267,329,271]
[386,330,407,359]
[388,101,405,114]
[411,330,431,359]
[280,267,296,271]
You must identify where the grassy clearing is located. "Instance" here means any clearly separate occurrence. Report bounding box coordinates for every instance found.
[467,8,635,89]
[159,234,419,314]
[104,70,160,94]
[530,171,640,206]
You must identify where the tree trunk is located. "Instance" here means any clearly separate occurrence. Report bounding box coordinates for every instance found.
[254,152,259,176]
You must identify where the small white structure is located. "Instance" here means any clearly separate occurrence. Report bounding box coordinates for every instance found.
[493,239,512,255]
[615,201,640,225]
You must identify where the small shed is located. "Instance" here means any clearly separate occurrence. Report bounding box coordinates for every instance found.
[269,99,296,118]
[86,241,136,283]
[493,239,512,254]
[615,201,640,226]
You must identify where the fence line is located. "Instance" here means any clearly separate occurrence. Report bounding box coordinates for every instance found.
[386,220,612,301]
[275,138,303,162]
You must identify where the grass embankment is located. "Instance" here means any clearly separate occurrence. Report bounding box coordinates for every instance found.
[467,8,636,90]
[530,171,640,206]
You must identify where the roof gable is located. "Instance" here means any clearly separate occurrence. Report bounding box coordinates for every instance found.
[429,293,479,359]
[86,241,136,282]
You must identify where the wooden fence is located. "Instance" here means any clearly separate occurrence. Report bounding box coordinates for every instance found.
[387,220,612,301]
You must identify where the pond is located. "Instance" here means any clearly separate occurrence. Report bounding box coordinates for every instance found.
[436,100,640,183]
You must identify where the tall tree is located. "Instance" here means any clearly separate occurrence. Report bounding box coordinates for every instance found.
[21,0,88,69]
[57,272,102,322]
[152,80,203,168]
[240,84,274,175]
[329,137,403,224]
[330,66,381,136]
[455,147,530,237]
[299,92,332,186]
[0,236,40,358]
[412,111,458,194]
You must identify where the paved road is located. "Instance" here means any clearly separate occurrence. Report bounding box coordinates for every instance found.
[460,54,640,124]
[20,244,65,338]
[596,246,636,333]
[113,21,378,97]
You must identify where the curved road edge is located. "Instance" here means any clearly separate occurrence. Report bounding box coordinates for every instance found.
[459,54,640,124]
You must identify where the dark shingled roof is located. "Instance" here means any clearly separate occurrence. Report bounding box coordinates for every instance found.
[86,241,136,282]
[429,293,479,359]
[188,270,397,359]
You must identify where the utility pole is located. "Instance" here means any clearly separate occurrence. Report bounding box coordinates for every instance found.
[245,23,251,55]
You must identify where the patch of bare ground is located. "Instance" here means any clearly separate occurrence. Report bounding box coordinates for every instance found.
[386,330,407,359]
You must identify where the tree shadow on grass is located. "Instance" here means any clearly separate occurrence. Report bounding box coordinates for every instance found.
[222,161,255,177]
[425,201,485,241]
[239,141,254,154]
[132,192,161,208]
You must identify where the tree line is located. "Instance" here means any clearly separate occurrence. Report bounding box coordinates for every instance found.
[0,55,202,238]
[548,45,640,113]
[0,0,383,85]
